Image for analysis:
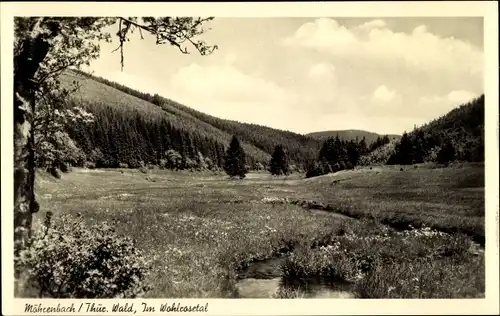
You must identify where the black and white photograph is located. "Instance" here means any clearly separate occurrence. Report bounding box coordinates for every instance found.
[2,1,499,315]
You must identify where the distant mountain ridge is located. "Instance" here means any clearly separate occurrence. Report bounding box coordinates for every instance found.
[307,130,401,143]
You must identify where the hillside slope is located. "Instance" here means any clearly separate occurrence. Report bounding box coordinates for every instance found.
[307,130,400,143]
[60,70,321,169]
[358,139,398,166]
[387,94,484,165]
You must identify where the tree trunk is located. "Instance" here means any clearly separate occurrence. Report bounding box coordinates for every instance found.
[13,24,52,259]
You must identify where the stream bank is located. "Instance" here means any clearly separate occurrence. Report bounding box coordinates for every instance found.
[232,197,484,298]
[235,255,357,298]
[265,197,485,247]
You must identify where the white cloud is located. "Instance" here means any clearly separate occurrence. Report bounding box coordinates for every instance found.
[418,95,443,104]
[308,62,336,77]
[419,90,479,106]
[283,18,357,50]
[169,63,290,104]
[415,90,481,120]
[372,85,396,102]
[283,18,483,75]
[224,51,238,65]
[357,19,387,31]
[167,63,299,128]
[412,25,428,35]
[447,90,478,104]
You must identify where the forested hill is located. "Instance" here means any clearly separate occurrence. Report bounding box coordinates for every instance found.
[302,94,484,177]
[387,94,485,165]
[60,69,322,170]
[307,130,400,143]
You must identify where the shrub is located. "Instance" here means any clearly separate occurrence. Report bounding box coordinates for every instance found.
[88,148,104,164]
[254,162,265,171]
[437,140,456,166]
[204,157,215,170]
[83,161,96,169]
[280,244,360,283]
[128,159,145,169]
[165,149,182,170]
[305,161,330,178]
[183,157,198,170]
[49,167,62,179]
[59,162,71,173]
[159,159,168,169]
[424,146,440,162]
[15,212,152,298]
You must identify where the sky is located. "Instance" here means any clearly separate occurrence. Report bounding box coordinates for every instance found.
[84,17,484,135]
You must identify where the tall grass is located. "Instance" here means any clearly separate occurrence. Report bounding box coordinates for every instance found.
[32,166,485,298]
[278,225,483,298]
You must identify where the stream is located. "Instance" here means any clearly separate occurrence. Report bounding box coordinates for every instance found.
[235,256,357,298]
[233,197,484,298]
[233,200,358,298]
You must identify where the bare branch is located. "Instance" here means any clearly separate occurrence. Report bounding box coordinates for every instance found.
[114,18,125,71]
[113,16,217,71]
[138,26,144,40]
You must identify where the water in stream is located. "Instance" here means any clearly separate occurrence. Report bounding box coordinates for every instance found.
[235,256,356,298]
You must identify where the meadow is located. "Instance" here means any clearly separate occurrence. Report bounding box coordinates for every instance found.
[32,163,485,298]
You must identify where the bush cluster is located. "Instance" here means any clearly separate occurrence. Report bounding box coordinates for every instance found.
[15,212,152,298]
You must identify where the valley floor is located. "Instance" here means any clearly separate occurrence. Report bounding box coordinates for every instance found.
[32,163,485,298]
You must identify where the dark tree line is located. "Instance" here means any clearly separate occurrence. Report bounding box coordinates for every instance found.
[66,104,228,171]
[387,95,484,165]
[305,136,370,178]
[304,95,484,178]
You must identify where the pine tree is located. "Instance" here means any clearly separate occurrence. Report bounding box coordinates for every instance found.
[269,145,289,175]
[382,135,390,144]
[346,140,360,167]
[318,136,349,171]
[387,132,413,165]
[437,138,456,166]
[335,136,348,161]
[215,142,225,168]
[359,137,368,154]
[223,135,247,178]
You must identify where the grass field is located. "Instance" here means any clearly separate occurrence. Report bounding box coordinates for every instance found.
[32,163,485,298]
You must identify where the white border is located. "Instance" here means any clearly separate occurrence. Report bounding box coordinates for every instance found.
[1,2,499,315]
